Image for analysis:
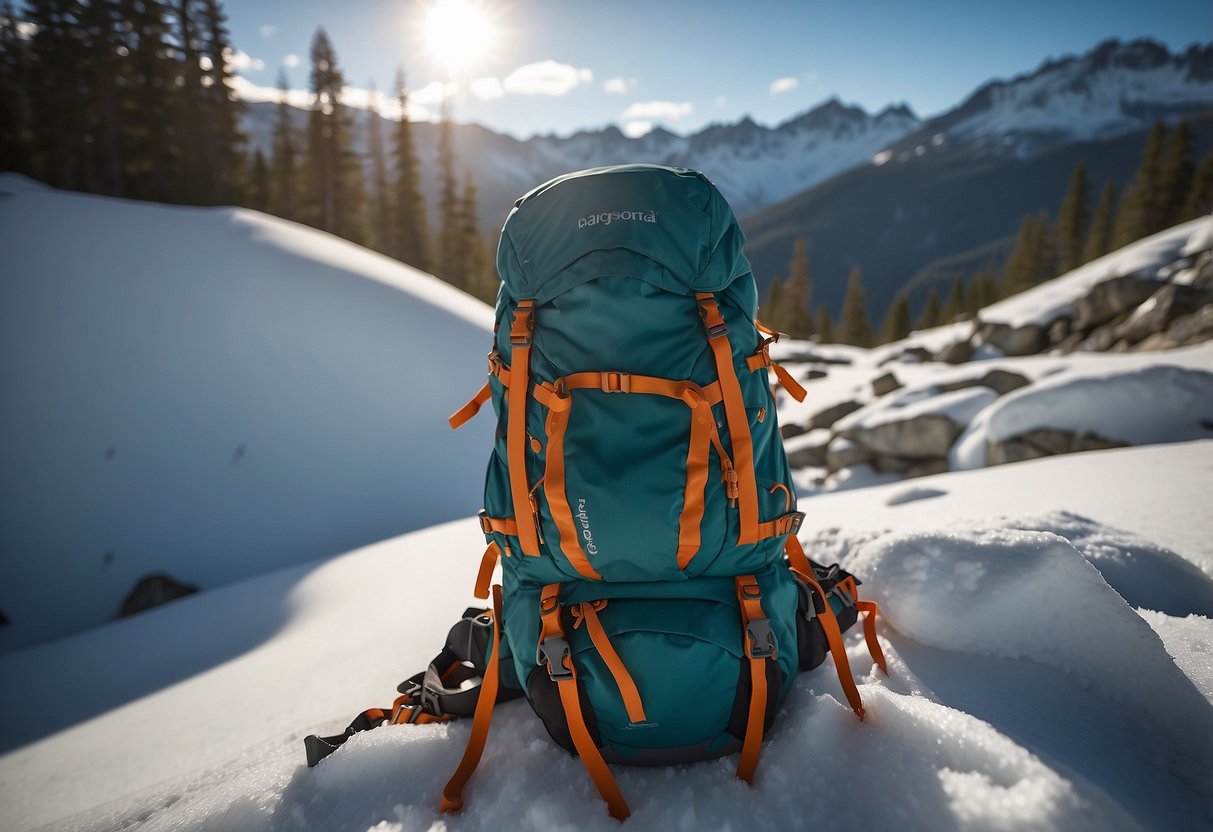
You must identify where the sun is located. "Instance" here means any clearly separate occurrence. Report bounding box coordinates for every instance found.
[423,0,496,75]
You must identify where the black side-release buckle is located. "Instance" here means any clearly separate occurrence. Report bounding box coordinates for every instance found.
[536,636,573,680]
[744,618,777,660]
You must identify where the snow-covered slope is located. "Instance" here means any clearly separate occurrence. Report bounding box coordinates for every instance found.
[1,442,1210,832]
[0,176,495,653]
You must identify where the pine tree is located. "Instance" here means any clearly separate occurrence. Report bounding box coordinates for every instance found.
[1158,120,1194,228]
[0,1,35,175]
[1112,121,1167,247]
[366,81,390,251]
[1002,211,1050,296]
[1181,153,1213,221]
[815,304,834,344]
[966,267,999,314]
[248,148,269,211]
[391,69,429,270]
[460,171,494,302]
[195,0,247,204]
[1082,180,1117,263]
[916,287,941,330]
[1055,161,1089,275]
[121,0,180,200]
[436,98,464,287]
[25,0,93,189]
[839,266,874,347]
[269,69,300,219]
[79,0,127,195]
[941,274,966,323]
[880,294,911,344]
[761,277,785,333]
[780,236,815,338]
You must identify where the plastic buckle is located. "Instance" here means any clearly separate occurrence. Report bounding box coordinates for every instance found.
[697,299,729,338]
[600,371,631,393]
[783,511,805,536]
[744,618,777,660]
[536,636,573,680]
[478,510,492,535]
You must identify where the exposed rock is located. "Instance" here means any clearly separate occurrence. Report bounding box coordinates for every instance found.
[1114,284,1213,345]
[975,322,1047,356]
[808,399,863,431]
[1058,332,1086,354]
[937,339,975,364]
[1047,316,1072,346]
[118,573,199,618]
[900,347,936,364]
[785,428,831,468]
[987,428,1129,466]
[871,372,902,397]
[1071,275,1159,331]
[1079,321,1121,352]
[840,413,964,459]
[1191,251,1213,289]
[1133,305,1213,351]
[805,369,829,381]
[825,436,873,472]
[780,423,808,440]
[938,369,1030,397]
[777,350,851,366]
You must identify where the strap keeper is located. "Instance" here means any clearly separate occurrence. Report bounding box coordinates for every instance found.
[478,510,492,535]
[780,511,805,536]
[600,371,631,393]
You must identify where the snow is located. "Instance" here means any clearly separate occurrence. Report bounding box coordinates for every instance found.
[836,385,998,432]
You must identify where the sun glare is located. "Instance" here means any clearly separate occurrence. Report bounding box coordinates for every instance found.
[423,0,495,74]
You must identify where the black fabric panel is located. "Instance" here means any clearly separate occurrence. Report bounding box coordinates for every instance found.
[525,665,602,755]
[726,657,784,741]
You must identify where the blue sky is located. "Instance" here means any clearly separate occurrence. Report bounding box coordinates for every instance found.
[225,0,1210,138]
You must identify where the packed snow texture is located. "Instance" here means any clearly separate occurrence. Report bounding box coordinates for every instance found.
[0,176,496,652]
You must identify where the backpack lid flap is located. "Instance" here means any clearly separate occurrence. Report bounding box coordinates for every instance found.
[498,165,749,302]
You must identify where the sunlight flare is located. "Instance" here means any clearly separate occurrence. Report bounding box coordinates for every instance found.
[423,0,496,74]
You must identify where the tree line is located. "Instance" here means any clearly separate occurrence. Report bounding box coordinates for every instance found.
[762,120,1213,348]
[0,1,497,301]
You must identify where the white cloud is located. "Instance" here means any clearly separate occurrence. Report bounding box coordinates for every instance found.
[283,54,300,69]
[228,76,435,122]
[259,25,278,39]
[411,80,457,107]
[621,100,692,121]
[623,120,653,139]
[503,60,593,96]
[226,48,265,73]
[603,77,636,95]
[769,76,799,95]
[470,76,505,100]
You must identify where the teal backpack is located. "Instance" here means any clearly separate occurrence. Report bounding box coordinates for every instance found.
[304,165,886,820]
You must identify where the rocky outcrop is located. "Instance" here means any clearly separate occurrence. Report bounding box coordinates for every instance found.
[938,369,1030,396]
[937,339,976,363]
[871,371,902,396]
[1133,305,1213,351]
[839,413,964,459]
[1071,275,1160,330]
[975,321,1048,356]
[1114,284,1213,345]
[785,429,831,468]
[987,428,1128,466]
[808,400,864,431]
[118,573,199,618]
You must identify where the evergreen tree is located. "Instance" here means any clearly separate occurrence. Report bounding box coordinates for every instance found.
[1082,180,1117,263]
[366,81,390,251]
[0,2,36,175]
[195,0,246,203]
[436,98,464,286]
[966,267,1000,314]
[460,171,494,302]
[780,236,815,337]
[269,68,300,219]
[1158,120,1194,228]
[1112,121,1167,247]
[391,69,429,270]
[1002,211,1050,295]
[25,0,92,189]
[839,266,874,347]
[815,304,834,344]
[941,274,966,323]
[79,0,127,194]
[916,287,941,330]
[121,0,180,200]
[1054,161,1089,275]
[880,294,911,344]
[761,277,785,333]
[247,148,269,211]
[1181,153,1213,220]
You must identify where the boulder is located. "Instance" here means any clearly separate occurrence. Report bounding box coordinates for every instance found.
[871,371,902,397]
[785,428,832,468]
[1133,305,1213,352]
[904,457,951,479]
[118,573,199,618]
[780,423,808,440]
[1047,316,1072,346]
[1079,321,1121,352]
[1071,275,1159,331]
[938,369,1030,397]
[825,436,873,472]
[805,369,828,381]
[937,339,975,364]
[1114,284,1213,345]
[808,399,863,431]
[975,322,1047,356]
[987,428,1128,466]
[840,413,964,459]
[899,346,935,364]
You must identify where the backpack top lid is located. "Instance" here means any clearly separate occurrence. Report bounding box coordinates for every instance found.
[496,164,751,304]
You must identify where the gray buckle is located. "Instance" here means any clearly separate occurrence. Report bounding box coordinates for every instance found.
[744,618,777,660]
[536,636,573,680]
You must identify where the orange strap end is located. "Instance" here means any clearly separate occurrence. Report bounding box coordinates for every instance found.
[770,361,807,402]
[506,301,541,556]
[856,599,888,675]
[473,542,501,600]
[450,381,492,430]
[579,602,647,724]
[734,575,771,785]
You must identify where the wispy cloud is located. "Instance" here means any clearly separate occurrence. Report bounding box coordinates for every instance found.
[226,49,265,73]
[470,76,505,100]
[282,54,300,69]
[259,25,278,39]
[622,100,692,121]
[623,120,653,138]
[503,60,593,96]
[769,76,798,95]
[603,76,636,95]
[228,76,436,122]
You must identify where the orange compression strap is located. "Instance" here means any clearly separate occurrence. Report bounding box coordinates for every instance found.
[542,397,604,580]
[746,342,807,403]
[678,391,714,568]
[440,585,504,814]
[450,381,492,430]
[735,575,774,784]
[856,600,888,674]
[575,601,647,724]
[538,585,630,820]
[473,542,501,601]
[478,511,519,538]
[507,300,541,556]
[696,293,759,545]
[756,510,805,541]
[794,567,865,721]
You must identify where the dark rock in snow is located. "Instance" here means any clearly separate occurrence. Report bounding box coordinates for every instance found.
[937,339,975,364]
[808,400,864,431]
[871,372,903,397]
[785,431,831,468]
[805,369,829,380]
[1071,275,1159,331]
[1114,285,1213,345]
[1080,321,1122,352]
[1133,304,1213,351]
[1047,316,1072,346]
[118,573,199,618]
[780,423,808,440]
[987,428,1129,466]
[841,413,964,459]
[938,369,1031,397]
[825,437,873,472]
[976,322,1047,356]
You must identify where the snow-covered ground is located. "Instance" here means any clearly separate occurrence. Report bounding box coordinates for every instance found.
[2,184,1211,832]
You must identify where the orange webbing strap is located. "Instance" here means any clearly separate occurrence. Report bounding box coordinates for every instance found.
[507,300,541,556]
[856,600,888,674]
[756,510,805,541]
[696,293,759,545]
[574,601,647,724]
[754,318,779,337]
[440,585,504,814]
[745,342,807,403]
[478,511,519,537]
[793,574,865,721]
[677,392,714,568]
[735,575,774,784]
[556,371,723,405]
[785,534,812,575]
[473,542,501,600]
[450,381,492,430]
[538,585,630,820]
[543,400,604,580]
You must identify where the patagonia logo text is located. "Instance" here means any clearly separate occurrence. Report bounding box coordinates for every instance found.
[577,210,657,230]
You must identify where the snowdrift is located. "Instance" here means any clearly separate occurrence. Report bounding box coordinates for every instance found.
[0,176,495,652]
